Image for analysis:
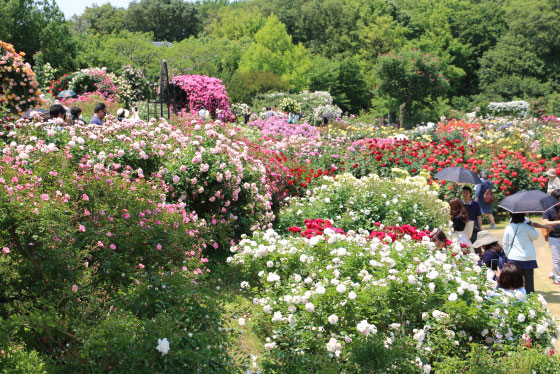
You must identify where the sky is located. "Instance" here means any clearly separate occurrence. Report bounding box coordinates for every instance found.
[56,0,134,19]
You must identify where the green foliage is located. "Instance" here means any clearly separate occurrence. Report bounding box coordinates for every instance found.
[71,3,128,35]
[434,344,560,374]
[478,0,560,100]
[0,0,79,73]
[0,344,49,374]
[126,0,202,42]
[277,173,449,232]
[209,5,266,40]
[227,71,289,104]
[238,14,313,91]
[376,49,450,127]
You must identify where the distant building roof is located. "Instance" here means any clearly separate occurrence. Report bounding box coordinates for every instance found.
[151,42,172,48]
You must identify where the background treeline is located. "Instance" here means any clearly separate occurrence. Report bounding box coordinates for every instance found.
[2,0,560,122]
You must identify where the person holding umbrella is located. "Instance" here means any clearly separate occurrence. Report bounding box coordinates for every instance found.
[502,213,538,293]
[474,171,496,229]
[542,189,560,284]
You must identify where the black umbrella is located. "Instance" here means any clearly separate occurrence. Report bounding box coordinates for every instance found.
[498,190,559,213]
[20,107,48,119]
[434,167,482,185]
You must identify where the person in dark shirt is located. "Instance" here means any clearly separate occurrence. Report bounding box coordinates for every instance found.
[462,186,483,245]
[542,189,560,284]
[473,230,504,270]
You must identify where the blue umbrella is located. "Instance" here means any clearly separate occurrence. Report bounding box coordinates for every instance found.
[435,167,482,185]
[498,190,559,213]
[57,90,77,98]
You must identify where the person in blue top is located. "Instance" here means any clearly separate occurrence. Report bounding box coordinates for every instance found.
[462,186,482,245]
[90,103,106,125]
[475,171,496,229]
[502,213,538,293]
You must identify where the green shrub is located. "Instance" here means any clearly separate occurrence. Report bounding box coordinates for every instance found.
[0,344,49,374]
[277,173,449,232]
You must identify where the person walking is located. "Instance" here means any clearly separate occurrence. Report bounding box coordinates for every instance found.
[542,189,560,284]
[475,171,496,229]
[502,213,538,293]
[462,186,483,245]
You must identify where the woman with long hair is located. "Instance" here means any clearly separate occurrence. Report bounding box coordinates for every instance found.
[449,198,472,247]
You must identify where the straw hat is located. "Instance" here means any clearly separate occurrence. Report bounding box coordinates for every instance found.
[472,230,499,248]
[545,168,557,178]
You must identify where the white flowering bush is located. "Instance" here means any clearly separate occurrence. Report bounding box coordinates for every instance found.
[313,103,343,125]
[228,227,558,373]
[277,173,449,232]
[487,101,530,119]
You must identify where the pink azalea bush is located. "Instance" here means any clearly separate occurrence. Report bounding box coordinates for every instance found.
[172,74,233,120]
[249,116,320,138]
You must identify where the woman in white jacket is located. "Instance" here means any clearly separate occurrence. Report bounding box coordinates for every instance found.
[503,213,538,293]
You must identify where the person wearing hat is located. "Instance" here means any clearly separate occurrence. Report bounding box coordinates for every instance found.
[116,108,130,121]
[473,230,505,271]
[502,213,538,293]
[546,168,560,194]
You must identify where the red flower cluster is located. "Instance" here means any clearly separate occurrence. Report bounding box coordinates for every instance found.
[368,222,432,242]
[288,218,345,238]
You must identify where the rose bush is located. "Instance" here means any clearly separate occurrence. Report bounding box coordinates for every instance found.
[0,41,42,116]
[277,173,449,233]
[228,226,558,373]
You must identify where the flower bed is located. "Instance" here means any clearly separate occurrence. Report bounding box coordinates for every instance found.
[229,226,557,372]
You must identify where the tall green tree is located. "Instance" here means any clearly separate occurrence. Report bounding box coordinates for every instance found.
[478,0,560,99]
[126,0,202,42]
[376,49,449,127]
[0,0,79,72]
[238,14,312,91]
[209,5,266,40]
[71,4,129,35]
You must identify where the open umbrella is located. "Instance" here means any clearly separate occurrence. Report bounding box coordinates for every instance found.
[57,90,77,98]
[434,167,482,185]
[498,190,559,213]
[20,107,48,119]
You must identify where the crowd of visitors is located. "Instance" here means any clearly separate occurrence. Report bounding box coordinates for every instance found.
[427,169,560,297]
[44,101,138,127]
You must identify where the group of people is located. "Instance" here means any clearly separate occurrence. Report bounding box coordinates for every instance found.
[46,102,139,126]
[429,169,560,296]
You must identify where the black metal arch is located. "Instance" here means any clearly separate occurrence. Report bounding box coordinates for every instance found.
[147,59,183,120]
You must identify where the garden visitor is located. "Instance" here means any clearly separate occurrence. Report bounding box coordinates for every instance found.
[475,171,496,229]
[502,213,538,293]
[198,106,208,120]
[90,103,107,125]
[265,107,274,119]
[430,229,447,250]
[545,169,560,194]
[116,108,129,121]
[461,186,482,246]
[497,262,527,298]
[48,104,72,126]
[473,230,505,270]
[542,189,560,285]
[130,106,141,122]
[243,106,250,124]
[449,198,472,247]
[70,106,82,123]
